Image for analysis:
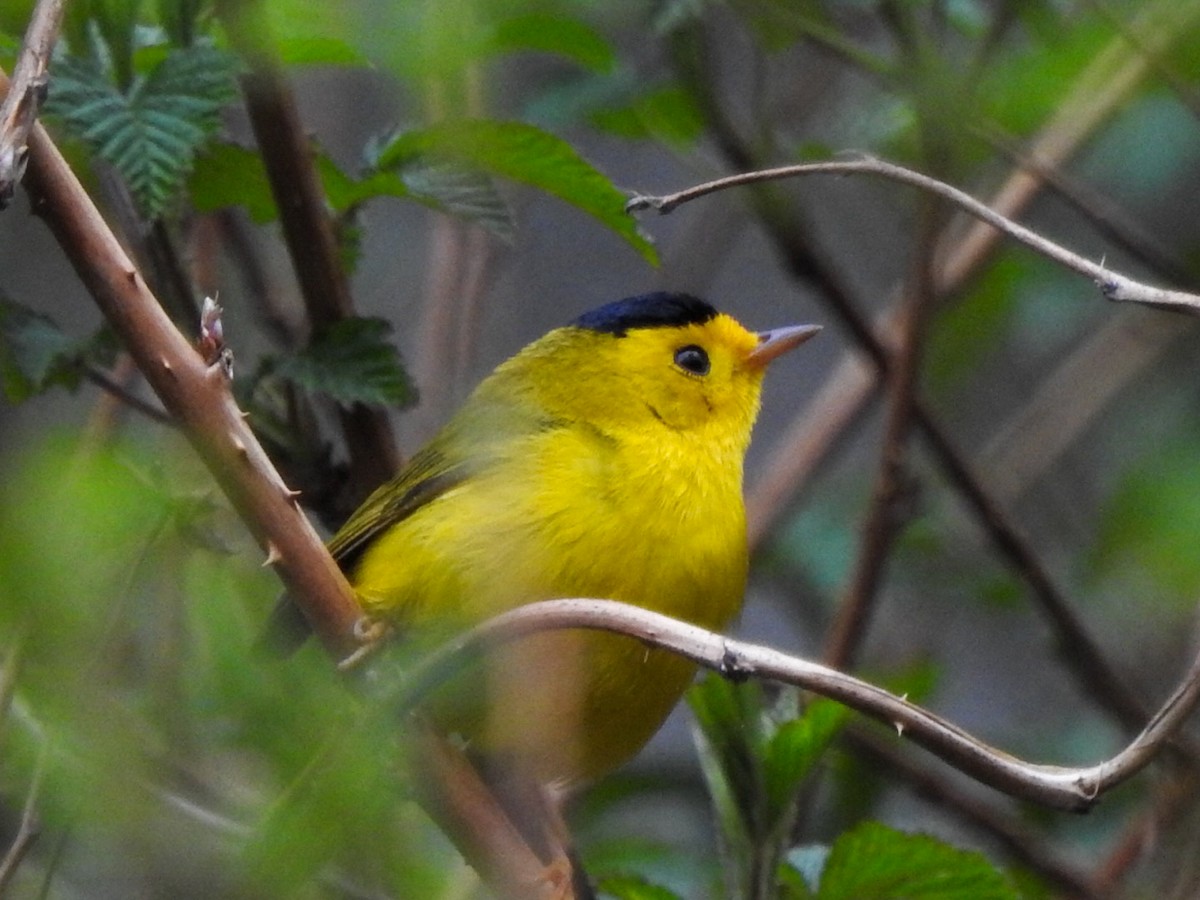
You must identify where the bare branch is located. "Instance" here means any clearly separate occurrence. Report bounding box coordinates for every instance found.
[0,0,63,208]
[399,598,1200,814]
[629,156,1200,313]
[0,742,47,892]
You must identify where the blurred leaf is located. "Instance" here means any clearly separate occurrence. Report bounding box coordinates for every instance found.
[190,142,279,223]
[598,873,685,900]
[492,12,615,71]
[271,317,418,409]
[0,299,115,402]
[816,820,1017,899]
[376,120,658,264]
[590,84,706,147]
[1091,435,1200,600]
[46,44,239,219]
[0,300,80,401]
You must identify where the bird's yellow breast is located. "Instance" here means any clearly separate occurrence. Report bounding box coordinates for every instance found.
[354,418,749,786]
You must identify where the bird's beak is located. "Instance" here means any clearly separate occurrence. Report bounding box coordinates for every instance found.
[747,323,821,369]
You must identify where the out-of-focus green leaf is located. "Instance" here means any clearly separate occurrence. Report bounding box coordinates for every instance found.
[590,85,705,147]
[1091,435,1200,601]
[816,820,1017,899]
[376,120,658,264]
[598,873,685,900]
[0,300,115,402]
[190,142,278,223]
[0,300,80,401]
[492,13,615,71]
[925,255,1021,396]
[271,317,417,409]
[46,44,239,219]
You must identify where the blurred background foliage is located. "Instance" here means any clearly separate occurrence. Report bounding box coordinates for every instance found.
[2,0,1200,897]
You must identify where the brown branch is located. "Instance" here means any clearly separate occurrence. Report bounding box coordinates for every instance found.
[214,0,399,502]
[9,71,364,658]
[399,598,1200,814]
[0,0,63,208]
[0,743,47,893]
[822,204,939,670]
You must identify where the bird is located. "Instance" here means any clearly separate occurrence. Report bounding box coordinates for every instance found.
[320,291,818,790]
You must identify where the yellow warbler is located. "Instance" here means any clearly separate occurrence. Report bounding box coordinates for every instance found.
[327,292,818,788]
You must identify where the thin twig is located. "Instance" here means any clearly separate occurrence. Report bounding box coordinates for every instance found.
[822,200,940,670]
[0,0,64,207]
[0,742,48,892]
[628,156,1200,313]
[397,598,1200,813]
[83,363,177,426]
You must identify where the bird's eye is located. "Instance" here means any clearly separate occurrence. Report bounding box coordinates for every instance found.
[674,344,710,376]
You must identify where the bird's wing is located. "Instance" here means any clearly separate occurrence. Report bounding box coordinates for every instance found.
[258,443,471,655]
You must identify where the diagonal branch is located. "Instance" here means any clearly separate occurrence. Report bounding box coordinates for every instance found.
[0,0,63,207]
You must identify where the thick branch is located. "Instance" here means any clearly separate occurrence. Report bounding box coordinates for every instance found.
[9,78,363,658]
[400,598,1200,814]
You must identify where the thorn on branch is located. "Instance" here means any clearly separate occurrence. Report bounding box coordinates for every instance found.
[261,541,283,567]
[718,643,752,683]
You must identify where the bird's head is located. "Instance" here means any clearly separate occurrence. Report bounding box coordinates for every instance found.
[503,293,819,449]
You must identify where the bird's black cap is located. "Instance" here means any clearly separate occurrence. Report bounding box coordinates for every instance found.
[572,292,719,337]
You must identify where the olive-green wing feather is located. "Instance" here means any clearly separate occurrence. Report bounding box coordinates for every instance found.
[259,443,471,655]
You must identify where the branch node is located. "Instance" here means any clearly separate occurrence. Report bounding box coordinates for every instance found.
[718,642,752,683]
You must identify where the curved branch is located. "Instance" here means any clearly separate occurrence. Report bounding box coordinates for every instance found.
[627,157,1200,313]
[397,598,1200,814]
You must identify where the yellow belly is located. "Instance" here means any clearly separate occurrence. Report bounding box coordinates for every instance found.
[353,427,748,787]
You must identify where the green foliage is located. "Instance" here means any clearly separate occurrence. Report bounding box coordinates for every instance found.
[46,43,238,220]
[803,820,1019,900]
[599,873,686,900]
[377,120,659,264]
[0,299,115,402]
[268,318,418,410]
[1091,430,1200,601]
[689,675,847,899]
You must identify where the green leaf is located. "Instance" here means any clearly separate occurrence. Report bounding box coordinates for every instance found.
[376,120,657,264]
[597,873,684,900]
[590,84,705,147]
[763,699,847,822]
[817,821,1017,900]
[0,300,79,401]
[491,13,615,71]
[189,142,279,223]
[47,44,239,219]
[271,318,417,409]
[0,300,114,402]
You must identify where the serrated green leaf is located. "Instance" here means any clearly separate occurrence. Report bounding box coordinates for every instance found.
[817,821,1017,900]
[375,120,657,264]
[597,873,684,900]
[189,142,279,223]
[272,318,417,409]
[47,45,238,219]
[491,13,615,71]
